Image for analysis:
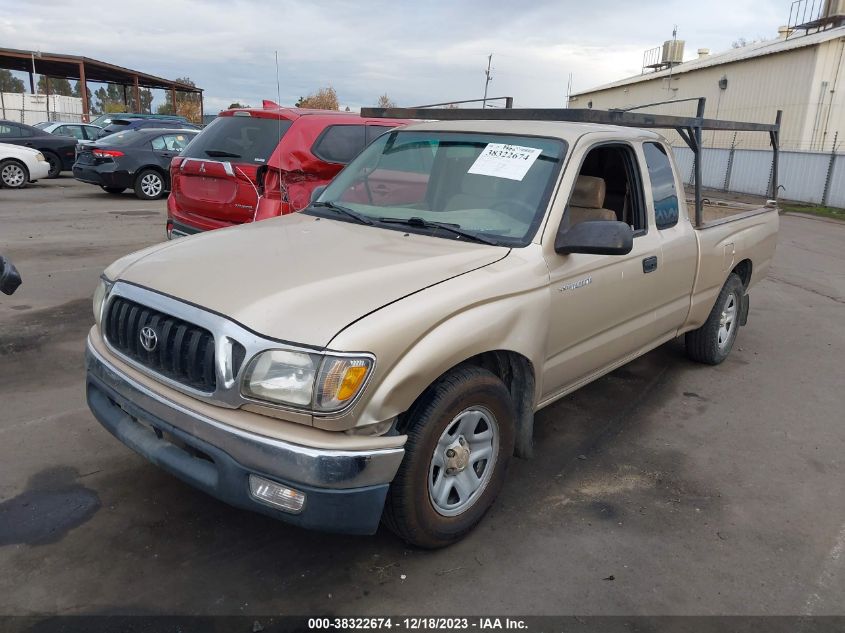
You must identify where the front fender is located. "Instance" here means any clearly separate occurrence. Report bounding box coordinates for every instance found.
[325,246,550,432]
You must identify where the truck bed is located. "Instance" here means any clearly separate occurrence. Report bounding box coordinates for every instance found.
[685,196,776,228]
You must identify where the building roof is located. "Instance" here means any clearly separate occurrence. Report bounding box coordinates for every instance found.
[0,47,201,93]
[571,25,845,97]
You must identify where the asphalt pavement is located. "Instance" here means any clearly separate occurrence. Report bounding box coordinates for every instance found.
[1,178,844,616]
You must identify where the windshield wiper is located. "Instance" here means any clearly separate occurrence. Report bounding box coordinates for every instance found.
[377,217,498,245]
[204,149,241,158]
[310,201,374,225]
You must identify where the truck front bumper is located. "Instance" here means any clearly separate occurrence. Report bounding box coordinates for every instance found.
[85,343,404,535]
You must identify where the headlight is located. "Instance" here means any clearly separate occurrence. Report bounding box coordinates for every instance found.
[242,350,319,406]
[242,350,374,412]
[35,152,46,162]
[92,276,113,327]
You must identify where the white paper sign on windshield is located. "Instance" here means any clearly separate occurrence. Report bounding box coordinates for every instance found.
[467,143,543,181]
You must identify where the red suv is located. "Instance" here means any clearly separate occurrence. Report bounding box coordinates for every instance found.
[166,103,410,237]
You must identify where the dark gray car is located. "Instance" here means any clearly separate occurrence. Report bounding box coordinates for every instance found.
[72,128,199,200]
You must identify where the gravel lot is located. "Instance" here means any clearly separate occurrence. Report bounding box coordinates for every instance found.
[1,177,844,616]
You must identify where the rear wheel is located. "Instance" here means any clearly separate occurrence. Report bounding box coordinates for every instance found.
[383,366,515,548]
[101,186,126,194]
[42,151,61,178]
[685,273,744,365]
[0,159,29,188]
[134,169,165,200]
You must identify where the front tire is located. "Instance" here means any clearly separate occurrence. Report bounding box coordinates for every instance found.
[383,366,515,548]
[685,273,744,365]
[134,169,165,200]
[0,159,29,188]
[43,151,62,178]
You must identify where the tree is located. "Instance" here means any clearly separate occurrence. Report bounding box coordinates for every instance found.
[37,76,73,96]
[228,102,249,109]
[377,94,396,108]
[156,77,201,123]
[93,84,128,114]
[295,86,339,110]
[0,69,25,93]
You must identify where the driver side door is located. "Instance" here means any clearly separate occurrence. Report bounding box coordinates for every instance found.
[541,142,662,401]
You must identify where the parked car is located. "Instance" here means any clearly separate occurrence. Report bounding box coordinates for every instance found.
[73,128,199,199]
[89,113,193,128]
[85,114,778,547]
[0,120,78,177]
[33,121,105,142]
[100,118,201,138]
[0,142,50,188]
[166,102,411,238]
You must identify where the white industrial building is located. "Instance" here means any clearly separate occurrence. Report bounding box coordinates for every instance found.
[569,12,845,152]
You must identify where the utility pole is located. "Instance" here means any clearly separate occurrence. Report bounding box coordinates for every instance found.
[482,54,493,108]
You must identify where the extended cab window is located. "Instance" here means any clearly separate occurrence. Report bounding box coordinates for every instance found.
[312,131,566,247]
[312,125,366,164]
[566,144,645,233]
[643,143,680,230]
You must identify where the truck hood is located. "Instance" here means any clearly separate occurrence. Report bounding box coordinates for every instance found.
[115,213,508,347]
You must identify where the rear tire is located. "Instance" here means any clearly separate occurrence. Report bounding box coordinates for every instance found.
[43,151,61,178]
[685,273,744,365]
[0,159,29,188]
[101,186,126,194]
[134,169,165,200]
[383,366,515,549]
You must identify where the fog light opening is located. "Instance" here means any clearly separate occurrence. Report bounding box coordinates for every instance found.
[248,474,305,514]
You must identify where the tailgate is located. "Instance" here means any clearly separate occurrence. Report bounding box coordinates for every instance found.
[171,159,260,224]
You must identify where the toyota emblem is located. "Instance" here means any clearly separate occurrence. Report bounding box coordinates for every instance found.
[139,326,158,352]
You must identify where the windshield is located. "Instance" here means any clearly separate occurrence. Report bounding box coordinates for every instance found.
[311,131,566,247]
[181,115,292,164]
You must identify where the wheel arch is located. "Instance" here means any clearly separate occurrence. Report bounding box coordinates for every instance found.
[397,350,536,459]
[732,259,753,290]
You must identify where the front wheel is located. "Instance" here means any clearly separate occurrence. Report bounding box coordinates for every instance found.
[383,366,515,548]
[134,169,165,200]
[685,273,744,365]
[43,151,62,178]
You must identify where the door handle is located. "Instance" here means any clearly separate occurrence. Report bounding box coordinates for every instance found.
[642,256,658,274]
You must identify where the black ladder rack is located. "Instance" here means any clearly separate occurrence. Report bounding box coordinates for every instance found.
[361,97,782,228]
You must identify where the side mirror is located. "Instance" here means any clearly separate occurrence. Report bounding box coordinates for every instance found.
[0,256,22,296]
[555,220,634,256]
[311,185,327,203]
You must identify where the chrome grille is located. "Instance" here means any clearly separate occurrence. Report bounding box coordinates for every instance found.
[104,296,216,392]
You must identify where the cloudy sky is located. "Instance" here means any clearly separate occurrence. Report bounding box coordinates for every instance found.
[1,0,791,113]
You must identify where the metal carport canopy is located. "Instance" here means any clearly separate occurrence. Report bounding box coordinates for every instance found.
[0,47,202,120]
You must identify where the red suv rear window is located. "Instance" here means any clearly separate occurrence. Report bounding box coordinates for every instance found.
[182,116,292,164]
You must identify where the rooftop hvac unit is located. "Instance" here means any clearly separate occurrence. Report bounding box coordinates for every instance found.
[662,40,685,66]
[824,0,845,17]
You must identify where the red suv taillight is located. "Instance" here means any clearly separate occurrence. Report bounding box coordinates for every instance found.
[92,149,124,158]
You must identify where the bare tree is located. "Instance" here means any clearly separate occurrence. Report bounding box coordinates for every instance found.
[377,94,396,108]
[295,87,340,110]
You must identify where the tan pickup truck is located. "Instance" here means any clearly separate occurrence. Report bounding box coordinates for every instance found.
[86,114,779,548]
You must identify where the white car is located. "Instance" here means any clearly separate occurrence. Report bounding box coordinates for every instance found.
[0,143,51,188]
